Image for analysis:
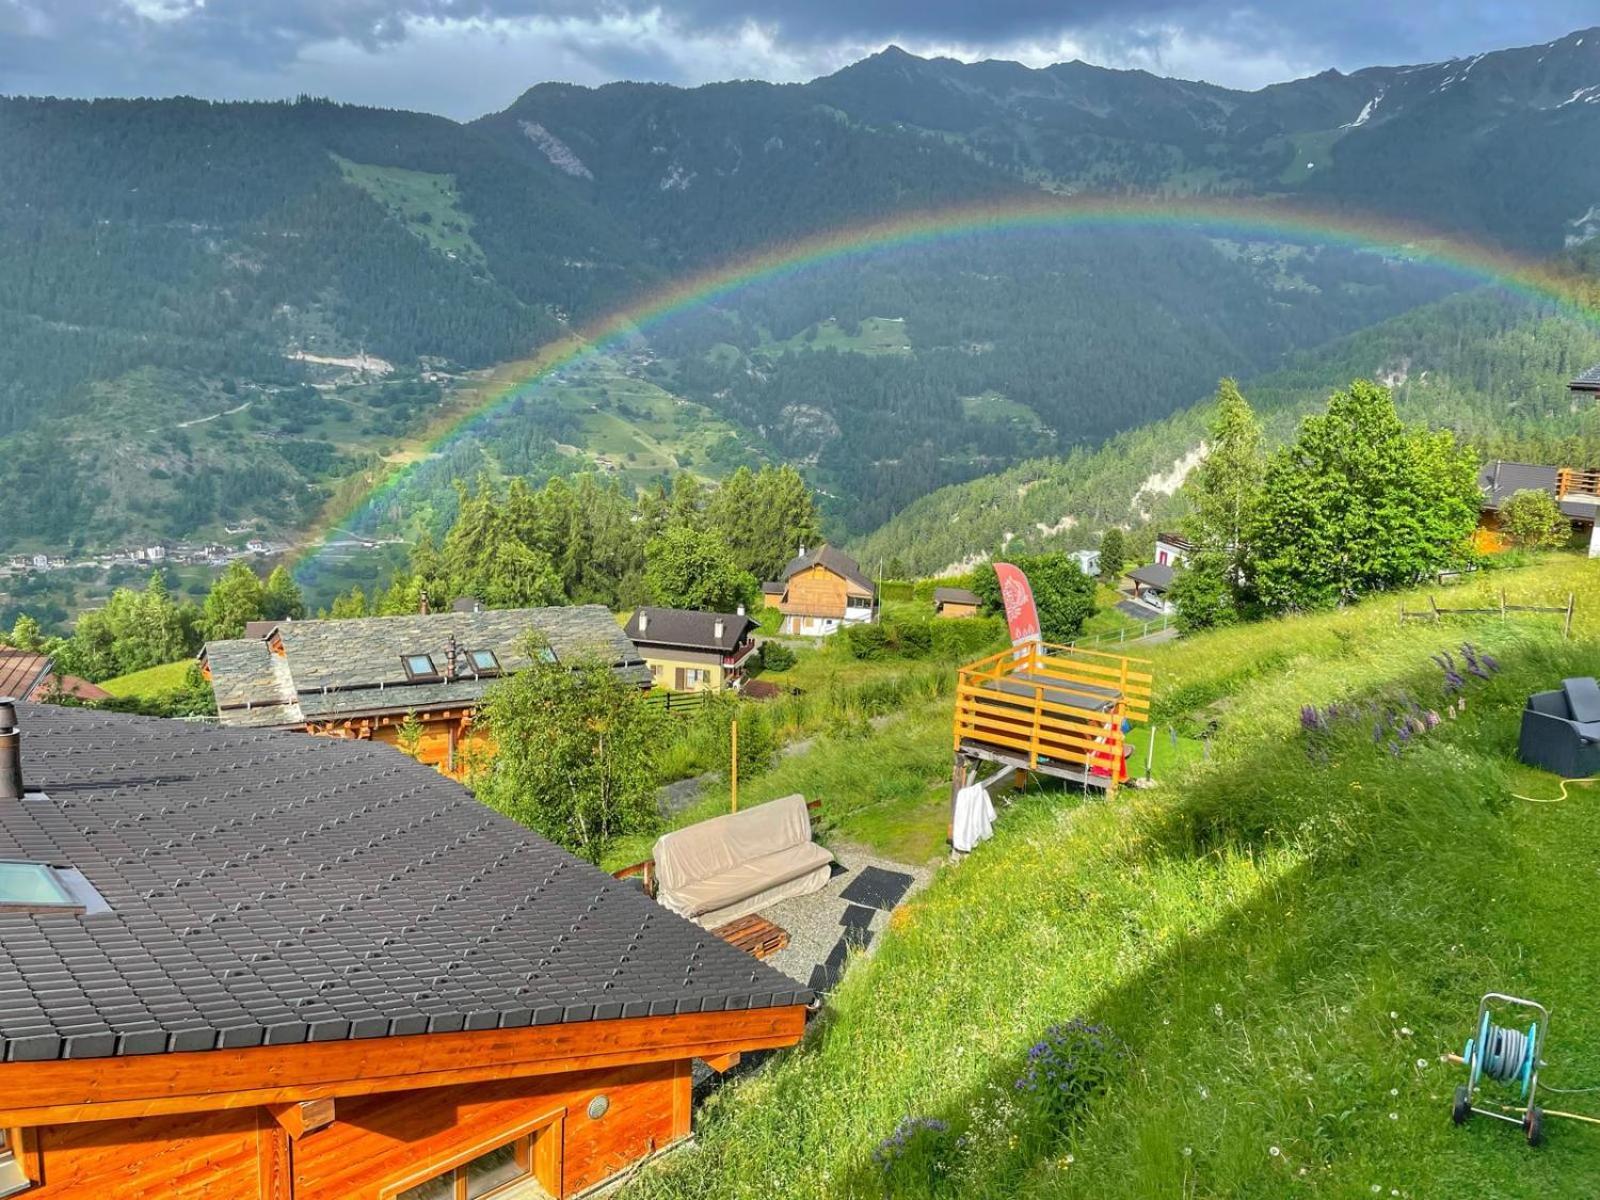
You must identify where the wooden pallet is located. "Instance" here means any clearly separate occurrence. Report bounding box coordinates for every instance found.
[712,913,790,960]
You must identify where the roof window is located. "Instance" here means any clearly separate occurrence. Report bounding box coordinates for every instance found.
[467,649,501,676]
[401,653,441,681]
[0,860,84,914]
[536,646,558,665]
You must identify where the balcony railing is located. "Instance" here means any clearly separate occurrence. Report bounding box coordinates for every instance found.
[1557,467,1600,498]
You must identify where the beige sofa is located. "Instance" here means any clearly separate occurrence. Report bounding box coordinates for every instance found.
[653,793,834,927]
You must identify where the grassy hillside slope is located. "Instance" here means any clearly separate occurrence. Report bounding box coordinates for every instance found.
[627,555,1600,1199]
[855,291,1600,575]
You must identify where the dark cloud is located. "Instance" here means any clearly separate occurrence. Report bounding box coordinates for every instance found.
[0,1,1595,117]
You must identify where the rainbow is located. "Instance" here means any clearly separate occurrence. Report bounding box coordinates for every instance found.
[289,193,1599,579]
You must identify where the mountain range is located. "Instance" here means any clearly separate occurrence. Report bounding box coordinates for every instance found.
[3,27,1600,575]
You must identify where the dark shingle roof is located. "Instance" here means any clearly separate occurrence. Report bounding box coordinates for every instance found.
[0,651,54,700]
[1570,363,1600,392]
[0,703,809,1062]
[760,581,784,595]
[933,587,981,606]
[205,606,649,728]
[1128,563,1175,590]
[1477,460,1561,509]
[781,545,875,594]
[624,608,756,654]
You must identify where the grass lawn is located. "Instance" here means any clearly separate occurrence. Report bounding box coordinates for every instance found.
[99,659,193,698]
[624,554,1600,1200]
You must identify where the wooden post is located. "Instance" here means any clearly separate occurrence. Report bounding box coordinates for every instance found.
[730,719,739,812]
[1501,588,1507,621]
[1566,593,1575,640]
[1144,724,1155,782]
[1429,595,1440,621]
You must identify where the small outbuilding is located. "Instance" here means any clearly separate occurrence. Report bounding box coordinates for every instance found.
[933,586,983,619]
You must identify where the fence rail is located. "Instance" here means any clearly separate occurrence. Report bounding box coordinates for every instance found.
[641,689,711,716]
[1070,612,1172,650]
[1399,590,1575,638]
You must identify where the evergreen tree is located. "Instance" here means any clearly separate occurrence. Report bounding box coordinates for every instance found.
[1172,380,1266,629]
[1098,527,1126,582]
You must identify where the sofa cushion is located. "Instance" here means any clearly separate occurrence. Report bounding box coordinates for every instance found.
[1563,677,1600,723]
[653,793,811,896]
[661,841,834,919]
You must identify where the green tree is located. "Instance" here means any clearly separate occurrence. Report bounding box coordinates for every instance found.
[644,525,758,612]
[57,572,199,680]
[1098,528,1126,582]
[706,464,821,581]
[202,560,267,640]
[969,552,1096,643]
[327,586,369,619]
[476,650,664,863]
[1249,381,1480,611]
[4,615,44,652]
[262,566,305,622]
[1499,488,1570,549]
[1173,380,1266,629]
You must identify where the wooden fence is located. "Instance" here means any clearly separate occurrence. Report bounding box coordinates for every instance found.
[1399,590,1575,638]
[641,690,710,716]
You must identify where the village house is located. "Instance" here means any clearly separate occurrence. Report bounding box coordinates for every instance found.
[1570,362,1600,400]
[1476,459,1600,556]
[1068,548,1101,578]
[0,651,110,705]
[1124,532,1191,615]
[0,699,810,1199]
[758,581,785,609]
[622,608,758,692]
[200,606,649,779]
[774,545,876,637]
[932,587,982,619]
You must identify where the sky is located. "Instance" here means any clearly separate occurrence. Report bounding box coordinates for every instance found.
[1,1,1597,120]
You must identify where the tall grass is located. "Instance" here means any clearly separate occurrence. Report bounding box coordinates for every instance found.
[624,555,1600,1199]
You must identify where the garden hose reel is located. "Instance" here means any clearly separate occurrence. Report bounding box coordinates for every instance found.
[1449,992,1548,1146]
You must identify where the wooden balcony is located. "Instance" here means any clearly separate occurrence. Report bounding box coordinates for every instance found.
[1557,467,1600,499]
[953,642,1153,796]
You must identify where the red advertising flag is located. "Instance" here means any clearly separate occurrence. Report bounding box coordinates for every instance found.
[993,562,1041,646]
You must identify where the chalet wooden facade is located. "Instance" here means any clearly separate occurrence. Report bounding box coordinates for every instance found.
[1477,459,1600,557]
[0,702,811,1199]
[201,607,649,779]
[774,546,876,637]
[933,587,982,619]
[622,608,758,692]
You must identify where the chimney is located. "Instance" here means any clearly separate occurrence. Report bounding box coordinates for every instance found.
[798,543,807,558]
[736,604,746,617]
[638,611,649,634]
[419,587,430,616]
[713,618,725,641]
[0,699,23,801]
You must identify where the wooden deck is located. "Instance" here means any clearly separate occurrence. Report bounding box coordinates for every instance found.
[952,642,1153,799]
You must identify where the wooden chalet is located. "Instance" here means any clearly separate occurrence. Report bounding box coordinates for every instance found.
[774,546,876,637]
[0,700,811,1199]
[621,608,757,692]
[200,607,649,779]
[1569,362,1600,399]
[1476,459,1600,556]
[0,652,108,706]
[932,587,982,619]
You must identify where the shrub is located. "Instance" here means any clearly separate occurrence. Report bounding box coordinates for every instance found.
[758,640,796,672]
[843,622,892,660]
[1014,1018,1130,1132]
[1499,488,1570,549]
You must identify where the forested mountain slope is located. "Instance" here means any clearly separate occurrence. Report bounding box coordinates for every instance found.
[4,26,1600,556]
[854,289,1600,575]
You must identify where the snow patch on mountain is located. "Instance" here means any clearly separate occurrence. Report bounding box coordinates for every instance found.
[1342,90,1384,129]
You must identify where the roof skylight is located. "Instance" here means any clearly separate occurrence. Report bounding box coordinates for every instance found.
[401,653,441,681]
[0,860,83,914]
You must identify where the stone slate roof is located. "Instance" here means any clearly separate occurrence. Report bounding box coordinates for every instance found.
[759,581,784,595]
[204,606,649,729]
[1477,460,1599,518]
[1571,363,1600,392]
[0,703,809,1062]
[933,587,981,606]
[781,545,875,595]
[1128,563,1175,590]
[623,608,756,655]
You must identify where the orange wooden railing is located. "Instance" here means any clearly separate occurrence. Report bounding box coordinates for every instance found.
[953,643,1153,796]
[1557,467,1600,498]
